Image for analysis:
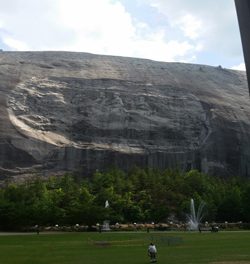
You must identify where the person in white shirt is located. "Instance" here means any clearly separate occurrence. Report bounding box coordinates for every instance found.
[148,243,157,262]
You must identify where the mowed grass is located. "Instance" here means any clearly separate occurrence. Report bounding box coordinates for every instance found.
[0,231,250,264]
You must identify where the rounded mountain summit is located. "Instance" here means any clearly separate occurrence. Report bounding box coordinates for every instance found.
[0,51,249,180]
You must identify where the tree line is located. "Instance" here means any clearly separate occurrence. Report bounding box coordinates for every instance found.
[0,168,250,230]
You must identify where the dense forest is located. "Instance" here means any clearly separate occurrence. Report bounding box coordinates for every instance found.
[0,168,250,230]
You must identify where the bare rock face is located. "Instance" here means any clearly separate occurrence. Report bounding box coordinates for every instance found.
[0,51,249,180]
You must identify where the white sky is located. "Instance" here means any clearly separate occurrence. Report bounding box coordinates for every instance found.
[0,0,245,70]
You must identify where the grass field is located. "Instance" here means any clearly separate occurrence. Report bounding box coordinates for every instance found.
[0,231,250,264]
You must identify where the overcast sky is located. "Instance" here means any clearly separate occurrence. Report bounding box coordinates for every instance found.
[0,0,245,70]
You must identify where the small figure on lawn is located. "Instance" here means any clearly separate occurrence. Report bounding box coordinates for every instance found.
[148,242,157,263]
[35,225,40,235]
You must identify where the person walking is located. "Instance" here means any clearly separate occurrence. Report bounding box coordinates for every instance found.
[148,242,157,262]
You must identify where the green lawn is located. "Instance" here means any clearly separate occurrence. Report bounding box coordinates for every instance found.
[0,231,249,264]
